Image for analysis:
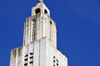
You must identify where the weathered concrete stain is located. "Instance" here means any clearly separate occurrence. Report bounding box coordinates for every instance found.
[18,47,22,56]
[12,49,16,57]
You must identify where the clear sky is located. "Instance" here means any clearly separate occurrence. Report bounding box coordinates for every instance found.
[0,0,100,66]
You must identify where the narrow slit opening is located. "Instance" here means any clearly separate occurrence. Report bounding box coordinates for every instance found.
[24,63,27,66]
[53,60,55,62]
[24,58,28,61]
[30,53,33,55]
[57,63,59,66]
[25,54,28,57]
[56,59,59,62]
[53,56,55,58]
[30,61,33,64]
[30,56,33,59]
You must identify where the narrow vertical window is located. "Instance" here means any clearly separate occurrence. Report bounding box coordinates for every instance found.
[32,19,36,41]
[44,9,48,14]
[50,21,52,41]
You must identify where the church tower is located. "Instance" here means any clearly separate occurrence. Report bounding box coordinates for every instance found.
[10,0,68,66]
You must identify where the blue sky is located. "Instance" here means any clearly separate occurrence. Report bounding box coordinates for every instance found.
[0,0,100,66]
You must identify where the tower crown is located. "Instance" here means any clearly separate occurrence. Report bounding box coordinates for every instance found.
[23,2,56,48]
[32,3,50,16]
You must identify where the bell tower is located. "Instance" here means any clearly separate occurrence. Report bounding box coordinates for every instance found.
[10,0,68,66]
[23,2,56,48]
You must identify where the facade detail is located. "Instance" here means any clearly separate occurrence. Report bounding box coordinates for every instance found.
[10,1,68,66]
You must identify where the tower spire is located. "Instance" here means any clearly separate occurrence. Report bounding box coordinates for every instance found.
[39,0,43,3]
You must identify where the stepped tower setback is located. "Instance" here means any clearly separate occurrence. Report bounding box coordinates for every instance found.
[10,1,68,66]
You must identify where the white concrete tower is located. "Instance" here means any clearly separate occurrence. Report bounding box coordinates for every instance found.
[10,1,68,66]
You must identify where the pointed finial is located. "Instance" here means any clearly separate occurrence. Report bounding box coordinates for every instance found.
[39,0,43,3]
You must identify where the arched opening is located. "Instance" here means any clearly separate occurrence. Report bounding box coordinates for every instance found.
[50,21,52,25]
[35,8,40,14]
[44,9,48,14]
